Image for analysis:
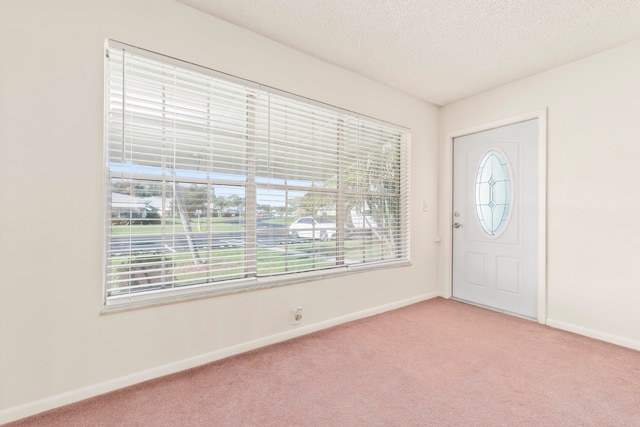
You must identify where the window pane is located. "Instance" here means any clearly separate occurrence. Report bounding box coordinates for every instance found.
[256,95,339,188]
[475,150,512,236]
[107,179,248,296]
[256,187,338,276]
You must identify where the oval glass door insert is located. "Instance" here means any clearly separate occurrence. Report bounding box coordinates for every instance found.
[475,150,512,236]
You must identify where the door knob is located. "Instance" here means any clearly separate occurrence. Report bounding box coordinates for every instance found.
[453,222,463,229]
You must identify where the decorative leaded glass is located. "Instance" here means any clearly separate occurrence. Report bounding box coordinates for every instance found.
[475,150,512,236]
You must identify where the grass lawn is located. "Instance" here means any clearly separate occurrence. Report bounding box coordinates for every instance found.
[110,217,244,234]
[107,231,396,296]
[108,245,336,294]
[260,217,291,227]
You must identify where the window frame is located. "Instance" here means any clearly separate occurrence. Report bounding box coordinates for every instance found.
[103,40,411,311]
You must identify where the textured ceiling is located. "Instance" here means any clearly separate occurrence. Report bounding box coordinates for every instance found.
[177,0,640,105]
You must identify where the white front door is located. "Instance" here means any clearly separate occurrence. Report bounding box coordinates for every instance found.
[452,119,538,319]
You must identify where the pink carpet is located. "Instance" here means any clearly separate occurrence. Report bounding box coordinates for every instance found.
[7,298,640,426]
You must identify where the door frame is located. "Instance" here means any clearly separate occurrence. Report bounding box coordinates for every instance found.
[442,109,548,323]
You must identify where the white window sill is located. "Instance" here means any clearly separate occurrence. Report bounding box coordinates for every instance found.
[101,260,411,314]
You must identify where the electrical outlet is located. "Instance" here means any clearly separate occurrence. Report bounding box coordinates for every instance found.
[292,306,303,325]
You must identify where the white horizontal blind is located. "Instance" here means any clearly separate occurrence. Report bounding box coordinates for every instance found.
[105,41,410,306]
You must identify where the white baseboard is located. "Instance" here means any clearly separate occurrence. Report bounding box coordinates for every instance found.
[0,293,437,424]
[546,318,640,351]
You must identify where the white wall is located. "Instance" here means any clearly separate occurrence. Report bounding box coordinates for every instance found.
[441,39,640,350]
[0,0,440,422]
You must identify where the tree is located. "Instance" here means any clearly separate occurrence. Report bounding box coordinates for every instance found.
[337,133,402,256]
[297,192,334,216]
[174,184,202,265]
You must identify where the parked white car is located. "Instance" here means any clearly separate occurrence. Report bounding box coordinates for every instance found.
[289,216,336,241]
[350,207,378,230]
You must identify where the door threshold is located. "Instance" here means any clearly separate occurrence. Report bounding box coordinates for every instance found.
[450,297,537,322]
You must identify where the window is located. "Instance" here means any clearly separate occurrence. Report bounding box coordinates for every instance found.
[105,41,410,308]
[475,149,512,236]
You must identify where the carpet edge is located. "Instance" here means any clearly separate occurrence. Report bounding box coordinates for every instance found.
[546,317,640,351]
